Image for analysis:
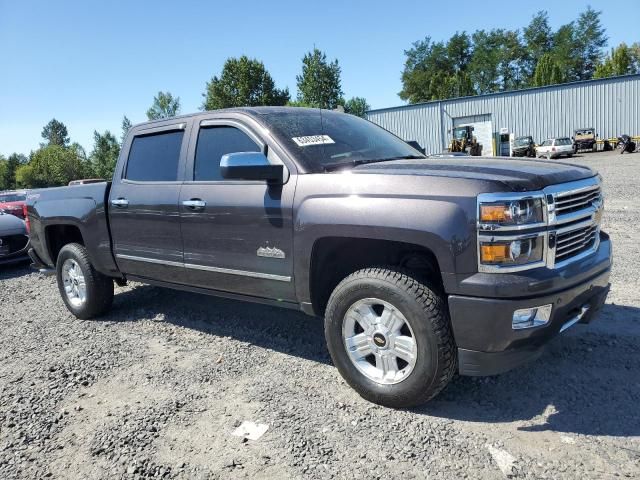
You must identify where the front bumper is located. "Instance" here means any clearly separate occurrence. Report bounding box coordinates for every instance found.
[449,250,611,376]
[0,237,30,266]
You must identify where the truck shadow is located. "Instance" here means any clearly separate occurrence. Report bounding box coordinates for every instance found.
[108,284,332,364]
[0,262,32,280]
[107,286,639,438]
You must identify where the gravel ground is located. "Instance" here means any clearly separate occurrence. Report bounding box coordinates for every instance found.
[1,150,639,479]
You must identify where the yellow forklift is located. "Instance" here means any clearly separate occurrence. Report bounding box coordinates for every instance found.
[448,126,482,156]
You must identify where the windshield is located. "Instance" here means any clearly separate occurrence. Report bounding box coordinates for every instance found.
[556,138,572,145]
[259,109,425,172]
[0,193,26,203]
[514,137,531,147]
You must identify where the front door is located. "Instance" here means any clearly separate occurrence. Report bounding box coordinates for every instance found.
[109,123,189,282]
[179,117,296,301]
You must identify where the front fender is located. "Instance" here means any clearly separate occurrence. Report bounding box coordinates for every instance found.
[293,194,476,303]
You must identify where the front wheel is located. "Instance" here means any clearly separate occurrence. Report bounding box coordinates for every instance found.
[56,243,114,319]
[324,268,456,408]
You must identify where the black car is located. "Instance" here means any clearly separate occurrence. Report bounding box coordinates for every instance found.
[0,210,29,265]
[512,136,536,157]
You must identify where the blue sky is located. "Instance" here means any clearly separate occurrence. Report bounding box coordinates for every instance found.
[0,0,637,156]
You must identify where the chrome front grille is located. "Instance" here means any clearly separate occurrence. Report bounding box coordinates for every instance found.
[555,223,598,263]
[554,185,602,216]
[476,176,604,273]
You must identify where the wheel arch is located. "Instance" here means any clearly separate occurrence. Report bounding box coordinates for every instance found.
[305,236,445,316]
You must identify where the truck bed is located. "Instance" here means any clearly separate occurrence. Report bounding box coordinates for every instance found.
[27,182,120,276]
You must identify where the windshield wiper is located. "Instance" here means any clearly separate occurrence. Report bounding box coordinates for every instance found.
[323,155,425,172]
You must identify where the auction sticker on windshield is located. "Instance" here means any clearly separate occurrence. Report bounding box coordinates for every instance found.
[292,135,335,147]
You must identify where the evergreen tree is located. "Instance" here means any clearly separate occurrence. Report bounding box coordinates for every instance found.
[343,97,370,118]
[41,119,70,146]
[532,53,564,86]
[121,116,132,144]
[90,131,120,179]
[202,56,289,110]
[296,48,343,109]
[146,91,181,120]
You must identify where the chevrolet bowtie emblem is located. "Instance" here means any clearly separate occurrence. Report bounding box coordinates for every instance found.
[257,246,285,259]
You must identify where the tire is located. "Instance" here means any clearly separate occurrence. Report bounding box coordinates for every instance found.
[566,153,573,158]
[56,243,114,319]
[324,267,456,408]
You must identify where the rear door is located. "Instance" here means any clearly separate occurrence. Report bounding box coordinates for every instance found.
[109,121,190,281]
[178,115,297,301]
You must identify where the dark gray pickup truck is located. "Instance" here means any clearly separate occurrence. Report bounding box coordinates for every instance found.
[27,107,611,407]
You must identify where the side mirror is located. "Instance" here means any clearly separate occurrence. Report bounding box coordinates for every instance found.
[220,152,283,183]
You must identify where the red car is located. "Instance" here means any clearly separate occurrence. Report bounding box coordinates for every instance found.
[0,191,28,224]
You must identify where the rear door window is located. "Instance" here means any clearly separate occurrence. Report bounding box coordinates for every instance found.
[194,126,261,181]
[125,130,184,182]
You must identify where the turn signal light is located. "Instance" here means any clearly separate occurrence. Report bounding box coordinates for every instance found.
[479,205,507,222]
[480,244,509,262]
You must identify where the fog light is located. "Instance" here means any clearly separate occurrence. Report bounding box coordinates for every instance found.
[512,304,552,330]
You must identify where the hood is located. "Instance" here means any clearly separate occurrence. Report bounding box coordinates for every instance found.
[352,157,596,191]
[0,212,27,236]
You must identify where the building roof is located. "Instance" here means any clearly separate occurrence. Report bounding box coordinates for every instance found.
[367,73,640,114]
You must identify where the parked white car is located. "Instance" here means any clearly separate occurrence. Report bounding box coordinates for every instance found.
[536,137,574,159]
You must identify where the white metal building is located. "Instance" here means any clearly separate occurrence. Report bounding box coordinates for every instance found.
[366,74,640,156]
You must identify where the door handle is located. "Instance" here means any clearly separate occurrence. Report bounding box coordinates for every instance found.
[111,198,129,208]
[182,199,206,210]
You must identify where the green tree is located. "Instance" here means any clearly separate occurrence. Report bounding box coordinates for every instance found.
[523,11,553,82]
[446,32,472,73]
[146,91,181,120]
[532,53,564,86]
[286,99,312,107]
[595,44,626,78]
[15,163,37,188]
[16,145,90,188]
[41,118,70,146]
[630,42,640,72]
[296,48,343,109]
[400,36,474,102]
[121,115,132,144]
[0,153,26,190]
[90,131,120,179]
[0,156,7,190]
[468,29,526,94]
[574,6,607,80]
[202,56,290,110]
[343,97,370,117]
[551,22,579,80]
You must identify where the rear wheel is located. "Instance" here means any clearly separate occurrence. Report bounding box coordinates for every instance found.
[56,243,114,319]
[324,268,456,408]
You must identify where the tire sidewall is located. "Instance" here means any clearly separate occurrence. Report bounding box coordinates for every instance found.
[56,244,95,319]
[325,274,444,405]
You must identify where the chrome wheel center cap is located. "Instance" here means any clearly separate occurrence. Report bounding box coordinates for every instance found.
[372,332,388,349]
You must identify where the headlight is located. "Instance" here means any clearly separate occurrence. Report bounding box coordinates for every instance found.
[479,198,544,225]
[479,236,544,266]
